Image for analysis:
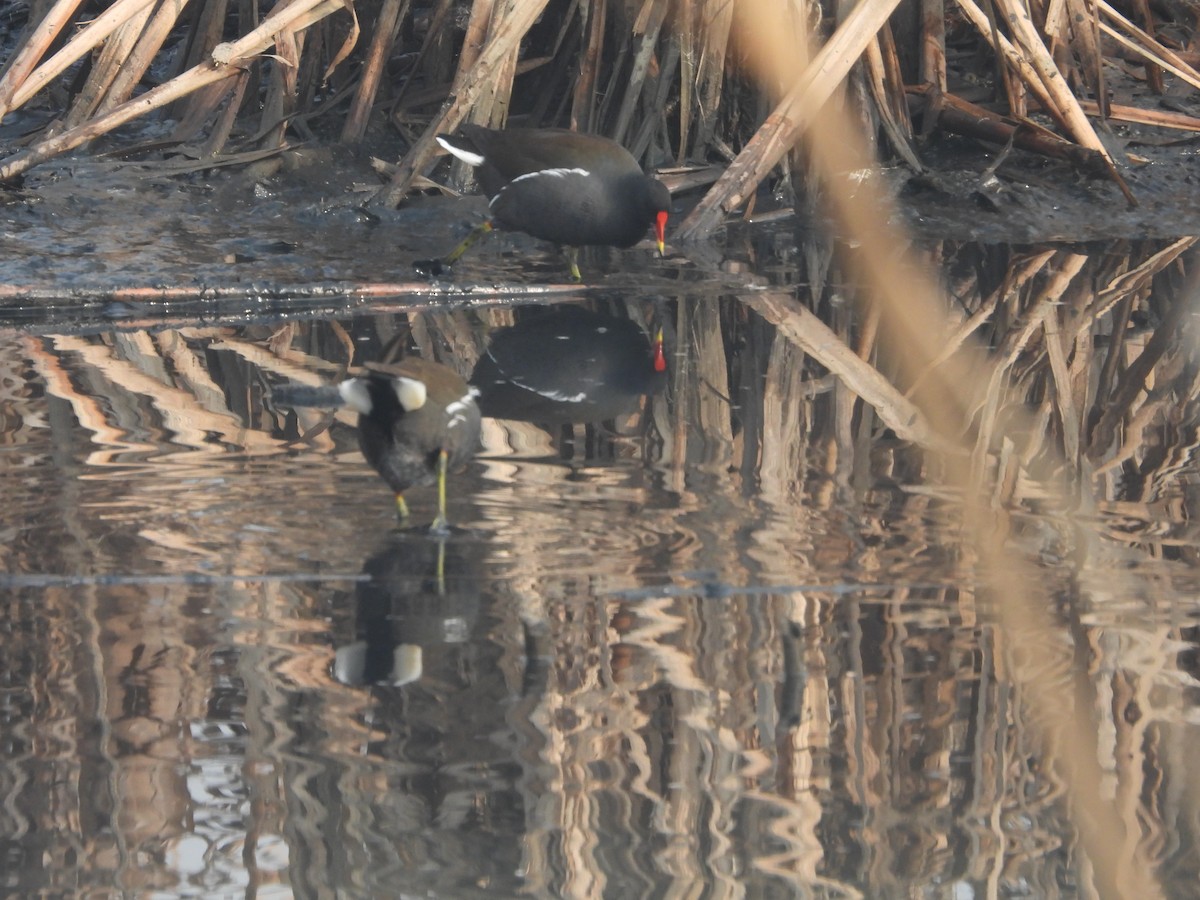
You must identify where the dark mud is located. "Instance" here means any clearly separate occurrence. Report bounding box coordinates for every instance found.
[3,109,1200,329]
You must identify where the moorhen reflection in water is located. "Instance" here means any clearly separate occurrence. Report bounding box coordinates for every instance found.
[333,535,482,687]
[470,306,667,426]
[273,357,481,531]
[425,125,671,281]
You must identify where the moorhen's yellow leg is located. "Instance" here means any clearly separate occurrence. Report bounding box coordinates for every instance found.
[434,536,446,595]
[442,220,494,267]
[564,246,582,282]
[395,493,410,520]
[430,448,450,534]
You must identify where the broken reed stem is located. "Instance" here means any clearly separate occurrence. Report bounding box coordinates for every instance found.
[97,0,196,117]
[343,0,409,143]
[0,0,86,102]
[63,1,156,128]
[905,249,1057,399]
[0,0,349,182]
[676,0,907,241]
[4,0,158,114]
[1087,286,1196,462]
[572,0,606,132]
[742,291,951,452]
[372,0,551,208]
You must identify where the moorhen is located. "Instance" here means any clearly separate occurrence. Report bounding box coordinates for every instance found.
[470,307,667,423]
[274,358,481,531]
[431,125,671,281]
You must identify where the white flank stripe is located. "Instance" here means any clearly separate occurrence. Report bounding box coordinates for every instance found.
[338,379,373,414]
[436,136,485,167]
[543,390,587,403]
[510,167,589,184]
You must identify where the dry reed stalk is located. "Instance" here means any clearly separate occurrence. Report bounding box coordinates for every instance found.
[920,0,947,96]
[1043,311,1082,465]
[759,339,809,495]
[342,0,410,143]
[1087,290,1194,463]
[972,252,1087,475]
[98,0,196,116]
[1096,0,1200,89]
[675,0,907,241]
[735,3,1168,892]
[1071,0,1108,116]
[1130,0,1165,92]
[683,300,737,463]
[908,88,1109,171]
[906,250,1057,398]
[1077,100,1200,131]
[372,0,551,207]
[572,0,607,132]
[628,34,678,159]
[612,0,670,146]
[165,0,231,120]
[952,0,1072,126]
[1100,24,1200,92]
[863,32,921,170]
[676,0,695,165]
[1075,237,1197,331]
[481,1,523,130]
[2,0,158,115]
[0,0,349,181]
[689,0,734,162]
[388,0,453,114]
[456,0,499,148]
[198,71,251,155]
[742,291,950,451]
[988,0,1133,202]
[258,19,304,149]
[0,0,86,100]
[63,1,156,128]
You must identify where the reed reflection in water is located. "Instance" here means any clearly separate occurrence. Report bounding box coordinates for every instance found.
[1,249,1200,895]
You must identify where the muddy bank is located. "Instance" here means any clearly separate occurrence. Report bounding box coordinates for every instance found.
[1,128,1198,320]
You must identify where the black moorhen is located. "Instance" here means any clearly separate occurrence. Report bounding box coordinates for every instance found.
[340,358,481,531]
[470,307,667,423]
[274,358,481,531]
[432,125,671,281]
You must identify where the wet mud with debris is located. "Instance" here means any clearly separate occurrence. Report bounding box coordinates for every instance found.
[1,116,1199,320]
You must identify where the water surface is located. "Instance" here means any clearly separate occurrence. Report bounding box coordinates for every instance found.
[2,178,1199,897]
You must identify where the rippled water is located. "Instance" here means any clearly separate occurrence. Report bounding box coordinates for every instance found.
[3,176,1200,896]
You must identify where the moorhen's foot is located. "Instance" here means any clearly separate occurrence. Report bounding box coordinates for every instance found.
[413,258,453,279]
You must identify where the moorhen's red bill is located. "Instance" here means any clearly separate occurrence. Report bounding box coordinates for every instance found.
[470,306,667,424]
[338,357,481,531]
[433,125,671,280]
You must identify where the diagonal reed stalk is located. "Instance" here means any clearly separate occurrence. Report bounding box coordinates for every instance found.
[730,0,1169,895]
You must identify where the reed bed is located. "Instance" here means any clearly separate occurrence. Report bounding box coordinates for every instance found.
[2,0,1199,228]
